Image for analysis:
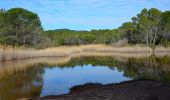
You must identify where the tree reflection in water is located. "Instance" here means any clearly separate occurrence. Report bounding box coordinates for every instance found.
[0,65,44,100]
[0,55,170,100]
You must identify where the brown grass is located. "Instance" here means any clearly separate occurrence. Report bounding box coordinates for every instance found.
[0,44,170,61]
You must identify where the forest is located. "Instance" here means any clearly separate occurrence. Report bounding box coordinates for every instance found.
[0,8,170,48]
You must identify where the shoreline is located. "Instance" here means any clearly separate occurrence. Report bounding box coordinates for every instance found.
[34,80,170,100]
[0,44,170,61]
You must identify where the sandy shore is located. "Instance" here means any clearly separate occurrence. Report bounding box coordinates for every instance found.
[34,80,170,100]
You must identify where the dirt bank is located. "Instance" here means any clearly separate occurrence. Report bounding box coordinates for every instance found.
[34,80,170,100]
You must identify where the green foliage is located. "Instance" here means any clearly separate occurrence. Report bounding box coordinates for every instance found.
[0,8,44,47]
[161,11,170,41]
[118,8,170,48]
[44,8,170,47]
[44,29,119,46]
[0,7,170,47]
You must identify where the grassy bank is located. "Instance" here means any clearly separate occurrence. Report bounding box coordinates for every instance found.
[0,44,170,61]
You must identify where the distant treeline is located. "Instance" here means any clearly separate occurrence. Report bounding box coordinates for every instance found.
[0,8,170,48]
[43,29,120,46]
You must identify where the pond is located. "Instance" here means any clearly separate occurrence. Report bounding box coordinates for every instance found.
[0,54,170,100]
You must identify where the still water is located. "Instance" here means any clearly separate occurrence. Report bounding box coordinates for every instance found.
[0,54,170,100]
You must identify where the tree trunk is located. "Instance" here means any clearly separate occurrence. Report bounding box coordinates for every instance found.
[152,28,157,53]
[146,32,149,47]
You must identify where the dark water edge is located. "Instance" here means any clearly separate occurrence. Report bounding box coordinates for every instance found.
[34,79,170,100]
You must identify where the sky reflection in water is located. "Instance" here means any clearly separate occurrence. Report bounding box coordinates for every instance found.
[41,65,130,96]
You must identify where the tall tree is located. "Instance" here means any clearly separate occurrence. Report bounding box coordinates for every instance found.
[0,8,43,46]
[137,8,162,51]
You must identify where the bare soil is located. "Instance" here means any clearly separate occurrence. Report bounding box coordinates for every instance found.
[33,80,170,100]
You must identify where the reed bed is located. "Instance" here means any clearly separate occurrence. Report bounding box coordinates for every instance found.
[0,44,170,61]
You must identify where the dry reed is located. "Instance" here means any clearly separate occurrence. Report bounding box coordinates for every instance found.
[0,44,170,61]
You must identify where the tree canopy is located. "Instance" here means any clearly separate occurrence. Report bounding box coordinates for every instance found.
[0,8,170,48]
[0,8,43,46]
[118,8,170,47]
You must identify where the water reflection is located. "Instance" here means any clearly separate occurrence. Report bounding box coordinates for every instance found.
[0,53,170,100]
[0,65,44,100]
[41,65,130,96]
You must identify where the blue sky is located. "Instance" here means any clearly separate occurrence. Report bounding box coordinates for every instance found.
[0,0,170,30]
